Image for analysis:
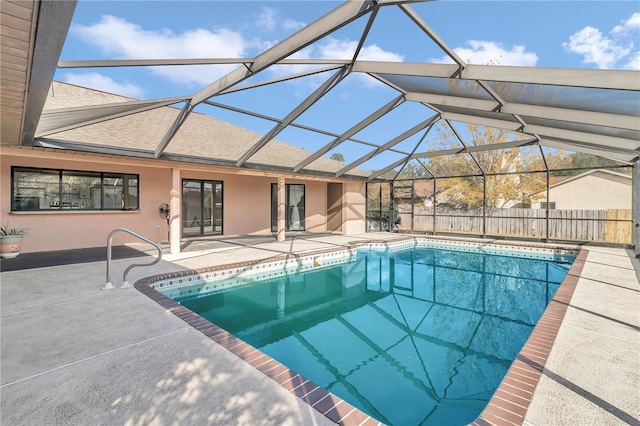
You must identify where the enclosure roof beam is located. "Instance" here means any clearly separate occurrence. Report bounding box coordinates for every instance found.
[523,125,639,151]
[377,0,434,5]
[460,65,640,91]
[392,124,435,180]
[412,138,538,159]
[217,65,346,95]
[36,98,184,137]
[293,94,406,172]
[538,145,550,172]
[253,1,377,73]
[406,92,498,112]
[369,156,413,180]
[16,0,640,177]
[354,62,461,78]
[191,0,377,106]
[58,58,354,68]
[354,62,640,91]
[236,67,350,167]
[440,112,522,132]
[540,138,638,163]
[21,1,78,146]
[157,1,376,157]
[336,114,439,177]
[154,101,194,158]
[439,111,640,151]
[501,104,639,131]
[406,92,640,131]
[35,138,156,157]
[398,3,466,68]
[204,100,407,153]
[378,124,435,180]
[444,120,485,174]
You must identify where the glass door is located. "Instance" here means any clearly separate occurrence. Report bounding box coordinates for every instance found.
[182,179,223,237]
[271,183,305,232]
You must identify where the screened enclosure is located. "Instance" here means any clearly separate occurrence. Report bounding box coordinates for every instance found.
[365,121,634,245]
[3,0,639,251]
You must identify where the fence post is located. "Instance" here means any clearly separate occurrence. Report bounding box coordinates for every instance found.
[545,169,550,242]
[433,177,437,235]
[411,179,415,232]
[482,175,487,239]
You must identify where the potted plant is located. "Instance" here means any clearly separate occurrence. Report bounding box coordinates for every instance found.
[0,222,28,258]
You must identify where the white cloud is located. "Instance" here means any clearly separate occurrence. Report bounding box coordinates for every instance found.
[256,8,277,31]
[563,27,628,69]
[564,13,639,70]
[63,73,144,98]
[269,38,403,89]
[431,40,538,66]
[612,12,640,35]
[316,38,404,62]
[255,7,305,32]
[312,39,404,88]
[283,18,306,32]
[624,51,640,70]
[70,16,404,92]
[73,16,247,59]
[71,15,249,85]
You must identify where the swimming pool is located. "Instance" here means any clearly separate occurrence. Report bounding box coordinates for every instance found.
[153,239,576,425]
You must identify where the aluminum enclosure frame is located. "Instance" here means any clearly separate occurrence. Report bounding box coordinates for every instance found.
[5,1,639,185]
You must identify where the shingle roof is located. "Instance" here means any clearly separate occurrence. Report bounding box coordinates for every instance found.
[548,169,632,189]
[38,81,367,177]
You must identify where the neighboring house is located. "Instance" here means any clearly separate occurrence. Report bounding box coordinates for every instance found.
[531,169,632,210]
[1,82,368,254]
[393,181,435,207]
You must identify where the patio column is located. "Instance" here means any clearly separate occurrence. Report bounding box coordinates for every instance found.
[277,177,286,242]
[170,168,181,255]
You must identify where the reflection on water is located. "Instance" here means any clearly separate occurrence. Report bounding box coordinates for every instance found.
[176,248,573,426]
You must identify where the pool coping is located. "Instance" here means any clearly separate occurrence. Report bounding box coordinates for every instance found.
[134,236,586,426]
[471,246,588,426]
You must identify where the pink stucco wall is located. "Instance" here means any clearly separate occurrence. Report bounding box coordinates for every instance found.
[343,181,366,234]
[1,151,172,253]
[1,149,365,253]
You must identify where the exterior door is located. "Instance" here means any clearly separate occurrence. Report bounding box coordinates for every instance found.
[271,183,305,232]
[366,182,391,232]
[182,179,223,236]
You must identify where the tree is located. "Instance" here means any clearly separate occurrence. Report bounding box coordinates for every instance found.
[402,123,570,209]
[396,161,430,180]
[554,152,631,176]
[329,153,345,163]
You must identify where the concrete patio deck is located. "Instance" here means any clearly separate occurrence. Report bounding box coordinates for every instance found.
[1,233,638,425]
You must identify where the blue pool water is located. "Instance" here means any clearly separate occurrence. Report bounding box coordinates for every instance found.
[170,246,574,425]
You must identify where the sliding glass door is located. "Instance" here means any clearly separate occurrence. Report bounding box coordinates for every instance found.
[182,179,223,236]
[271,183,305,232]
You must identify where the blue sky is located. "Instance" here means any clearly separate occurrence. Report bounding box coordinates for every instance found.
[55,1,640,171]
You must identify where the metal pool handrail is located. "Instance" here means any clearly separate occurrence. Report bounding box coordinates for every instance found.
[103,228,163,290]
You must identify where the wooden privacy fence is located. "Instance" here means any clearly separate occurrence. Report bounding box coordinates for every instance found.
[395,207,632,244]
[605,209,633,244]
